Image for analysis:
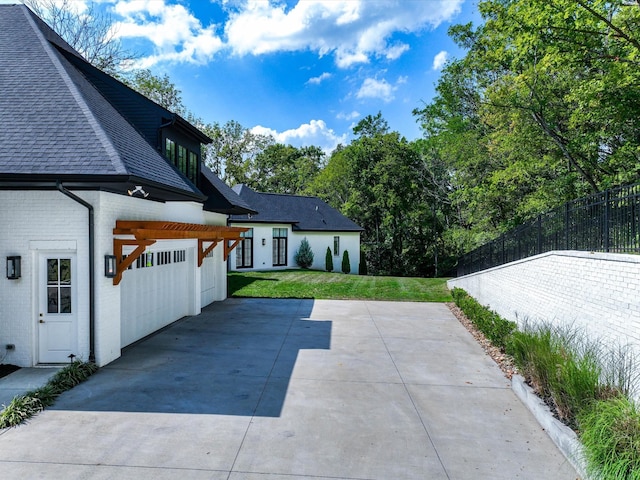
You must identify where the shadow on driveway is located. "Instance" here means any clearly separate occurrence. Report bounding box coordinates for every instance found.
[51,298,330,417]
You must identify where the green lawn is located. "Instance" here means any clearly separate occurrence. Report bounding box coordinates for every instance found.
[228,270,452,302]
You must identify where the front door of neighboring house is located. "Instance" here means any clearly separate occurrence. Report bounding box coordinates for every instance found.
[38,254,77,364]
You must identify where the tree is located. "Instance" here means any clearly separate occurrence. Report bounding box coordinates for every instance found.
[25,0,136,74]
[201,120,274,185]
[249,144,324,194]
[341,250,351,274]
[122,69,185,113]
[325,247,334,272]
[295,238,314,269]
[414,0,640,250]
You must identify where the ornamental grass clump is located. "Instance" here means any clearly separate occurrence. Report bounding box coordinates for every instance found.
[0,361,97,428]
[578,396,640,480]
[507,322,603,428]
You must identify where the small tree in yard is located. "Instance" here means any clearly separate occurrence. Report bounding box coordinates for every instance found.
[295,238,314,268]
[341,250,351,274]
[325,247,334,272]
[359,249,367,275]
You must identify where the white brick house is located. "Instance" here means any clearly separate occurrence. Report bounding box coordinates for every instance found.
[229,185,363,274]
[0,5,253,367]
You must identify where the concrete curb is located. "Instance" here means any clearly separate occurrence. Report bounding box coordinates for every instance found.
[511,374,589,479]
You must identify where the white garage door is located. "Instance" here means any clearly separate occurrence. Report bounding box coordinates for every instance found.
[120,246,194,347]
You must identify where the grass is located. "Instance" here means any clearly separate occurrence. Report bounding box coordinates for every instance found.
[0,360,97,428]
[228,269,452,302]
[451,287,640,479]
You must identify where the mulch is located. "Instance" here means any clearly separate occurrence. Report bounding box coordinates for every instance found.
[0,364,20,380]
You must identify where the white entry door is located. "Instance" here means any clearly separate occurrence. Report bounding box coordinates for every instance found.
[38,254,77,363]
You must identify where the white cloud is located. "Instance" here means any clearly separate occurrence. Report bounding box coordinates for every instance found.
[251,120,348,153]
[111,0,223,67]
[432,50,448,70]
[337,111,360,121]
[306,72,332,85]
[224,0,464,68]
[356,77,395,102]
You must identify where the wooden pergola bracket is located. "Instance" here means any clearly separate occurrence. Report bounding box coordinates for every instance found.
[113,238,156,285]
[198,239,220,267]
[112,220,248,285]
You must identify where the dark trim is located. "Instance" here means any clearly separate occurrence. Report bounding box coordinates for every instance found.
[0,174,207,202]
[56,182,95,364]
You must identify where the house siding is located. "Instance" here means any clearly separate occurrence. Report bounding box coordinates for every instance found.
[0,189,230,367]
[228,223,361,274]
[0,190,90,367]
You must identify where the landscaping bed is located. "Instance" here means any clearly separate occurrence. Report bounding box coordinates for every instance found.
[0,364,20,380]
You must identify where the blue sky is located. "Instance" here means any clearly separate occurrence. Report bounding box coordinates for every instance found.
[14,0,482,152]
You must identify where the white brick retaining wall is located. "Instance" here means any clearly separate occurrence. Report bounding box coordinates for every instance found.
[447,250,640,349]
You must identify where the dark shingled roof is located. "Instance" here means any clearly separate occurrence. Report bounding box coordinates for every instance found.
[200,167,257,215]
[230,185,363,232]
[0,4,207,201]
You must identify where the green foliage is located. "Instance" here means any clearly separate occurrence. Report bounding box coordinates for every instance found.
[450,288,516,349]
[358,249,368,276]
[122,69,185,114]
[325,247,334,272]
[507,323,603,428]
[294,238,314,269]
[341,250,351,274]
[578,396,640,480]
[414,0,640,246]
[228,270,452,302]
[0,361,97,428]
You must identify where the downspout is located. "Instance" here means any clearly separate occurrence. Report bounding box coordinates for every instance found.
[56,181,95,364]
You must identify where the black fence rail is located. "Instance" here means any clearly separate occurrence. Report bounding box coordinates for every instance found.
[457,183,640,276]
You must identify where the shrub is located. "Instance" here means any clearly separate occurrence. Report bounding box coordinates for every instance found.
[341,250,351,274]
[294,238,314,269]
[0,361,97,428]
[359,249,367,275]
[579,396,640,480]
[450,288,516,349]
[325,247,333,272]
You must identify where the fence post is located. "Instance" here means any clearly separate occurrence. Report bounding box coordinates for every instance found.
[604,189,610,252]
[565,203,570,250]
[537,215,542,254]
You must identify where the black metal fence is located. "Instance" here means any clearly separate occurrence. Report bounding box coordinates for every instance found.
[457,182,640,276]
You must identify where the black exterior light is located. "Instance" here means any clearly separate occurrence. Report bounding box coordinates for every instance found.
[6,256,21,280]
[104,255,117,278]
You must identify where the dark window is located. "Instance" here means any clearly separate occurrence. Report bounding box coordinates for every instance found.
[188,151,198,182]
[334,236,340,256]
[236,228,253,268]
[178,145,187,175]
[272,228,287,266]
[165,138,176,165]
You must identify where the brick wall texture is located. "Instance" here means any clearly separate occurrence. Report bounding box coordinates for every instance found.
[448,251,640,349]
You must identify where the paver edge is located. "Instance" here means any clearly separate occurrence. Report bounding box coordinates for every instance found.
[511,374,588,479]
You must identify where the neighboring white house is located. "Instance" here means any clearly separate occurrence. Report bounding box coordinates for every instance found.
[228,185,363,274]
[0,5,253,368]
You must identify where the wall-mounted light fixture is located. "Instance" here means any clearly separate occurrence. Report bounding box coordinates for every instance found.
[262,238,266,246]
[104,255,117,278]
[6,256,21,280]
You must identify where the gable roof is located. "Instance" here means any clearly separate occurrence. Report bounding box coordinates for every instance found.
[0,4,204,201]
[230,185,363,232]
[200,167,257,215]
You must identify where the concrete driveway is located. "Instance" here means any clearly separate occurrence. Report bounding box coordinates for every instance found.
[0,298,578,479]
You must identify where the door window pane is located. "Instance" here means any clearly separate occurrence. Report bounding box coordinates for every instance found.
[46,258,72,314]
[47,287,58,313]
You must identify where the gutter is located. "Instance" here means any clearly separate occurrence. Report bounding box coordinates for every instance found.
[56,181,95,364]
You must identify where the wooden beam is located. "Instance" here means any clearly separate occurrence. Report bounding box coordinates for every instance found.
[113,239,155,286]
[225,238,243,260]
[198,239,220,267]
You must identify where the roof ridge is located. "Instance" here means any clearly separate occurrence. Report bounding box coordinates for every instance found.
[21,6,127,175]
